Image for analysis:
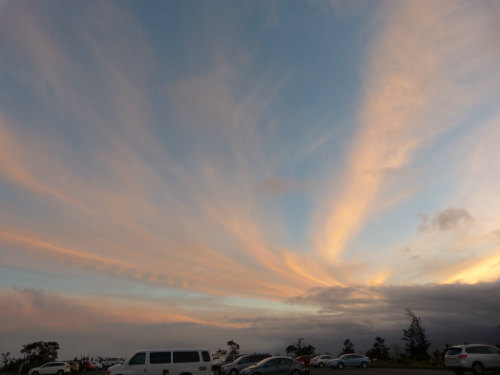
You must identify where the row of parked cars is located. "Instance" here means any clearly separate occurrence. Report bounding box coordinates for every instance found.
[213,352,371,373]
[26,358,123,375]
[105,350,304,375]
[300,354,371,369]
[23,343,500,375]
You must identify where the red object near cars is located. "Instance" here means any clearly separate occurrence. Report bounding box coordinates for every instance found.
[295,355,316,366]
[82,362,95,372]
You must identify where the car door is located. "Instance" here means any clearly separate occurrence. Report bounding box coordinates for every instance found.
[147,351,171,375]
[341,355,352,367]
[348,355,361,367]
[485,346,500,369]
[172,351,203,375]
[260,358,280,375]
[40,363,55,375]
[278,358,292,375]
[128,352,147,375]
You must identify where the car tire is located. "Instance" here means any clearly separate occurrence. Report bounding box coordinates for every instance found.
[361,362,368,369]
[453,370,464,375]
[32,372,39,375]
[291,370,301,375]
[337,363,344,369]
[318,363,324,368]
[57,370,64,375]
[472,362,484,375]
[230,369,239,375]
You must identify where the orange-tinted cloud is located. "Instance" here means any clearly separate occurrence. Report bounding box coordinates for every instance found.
[315,0,500,266]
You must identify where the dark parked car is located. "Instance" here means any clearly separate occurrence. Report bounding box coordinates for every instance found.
[240,357,303,375]
[221,354,272,375]
[213,355,246,375]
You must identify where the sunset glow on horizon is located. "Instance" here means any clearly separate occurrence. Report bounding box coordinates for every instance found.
[1,0,499,359]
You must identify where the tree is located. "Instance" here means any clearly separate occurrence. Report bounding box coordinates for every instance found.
[1,352,11,369]
[21,341,60,366]
[401,309,430,362]
[226,340,240,356]
[340,339,355,355]
[285,338,315,357]
[366,337,390,361]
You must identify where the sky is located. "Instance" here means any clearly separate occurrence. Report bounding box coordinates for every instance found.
[0,0,499,361]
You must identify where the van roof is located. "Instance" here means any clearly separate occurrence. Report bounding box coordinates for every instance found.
[135,349,211,352]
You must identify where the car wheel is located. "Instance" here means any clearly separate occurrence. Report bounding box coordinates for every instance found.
[472,362,484,375]
[57,370,64,375]
[337,363,344,369]
[453,370,464,375]
[291,370,301,375]
[318,363,324,368]
[230,369,239,375]
[32,372,39,375]
[360,362,368,369]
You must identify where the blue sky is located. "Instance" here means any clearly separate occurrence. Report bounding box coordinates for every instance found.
[1,0,499,359]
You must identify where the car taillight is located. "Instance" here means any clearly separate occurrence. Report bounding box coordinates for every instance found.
[458,355,468,359]
[106,371,111,375]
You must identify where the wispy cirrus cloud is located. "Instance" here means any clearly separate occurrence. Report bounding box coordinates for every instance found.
[0,1,499,359]
[315,0,500,269]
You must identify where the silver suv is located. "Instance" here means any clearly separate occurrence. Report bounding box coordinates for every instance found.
[445,344,500,375]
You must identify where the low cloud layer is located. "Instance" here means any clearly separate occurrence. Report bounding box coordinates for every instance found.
[1,282,499,359]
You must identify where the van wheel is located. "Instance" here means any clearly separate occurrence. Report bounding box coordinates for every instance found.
[472,362,484,375]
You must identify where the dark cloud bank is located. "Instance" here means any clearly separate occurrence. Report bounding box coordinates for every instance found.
[2,282,499,359]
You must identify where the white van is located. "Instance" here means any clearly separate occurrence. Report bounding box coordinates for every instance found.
[107,349,212,375]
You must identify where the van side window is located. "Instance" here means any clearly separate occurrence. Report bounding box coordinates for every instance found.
[173,352,200,363]
[129,353,146,365]
[150,352,171,364]
[201,352,211,362]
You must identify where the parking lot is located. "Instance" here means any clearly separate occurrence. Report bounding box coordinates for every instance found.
[311,368,449,375]
[80,367,452,375]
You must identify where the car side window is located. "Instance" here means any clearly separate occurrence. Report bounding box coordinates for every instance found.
[150,352,171,364]
[129,353,146,365]
[281,358,292,366]
[202,351,211,362]
[487,346,500,355]
[173,351,200,363]
[265,359,280,367]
